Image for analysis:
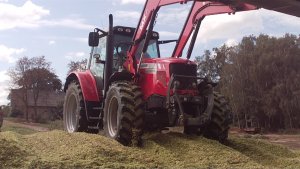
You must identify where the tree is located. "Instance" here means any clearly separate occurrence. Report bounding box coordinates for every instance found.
[8,56,62,122]
[195,34,300,130]
[67,59,87,74]
[8,57,32,121]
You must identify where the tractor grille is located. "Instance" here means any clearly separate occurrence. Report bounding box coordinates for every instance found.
[169,63,197,89]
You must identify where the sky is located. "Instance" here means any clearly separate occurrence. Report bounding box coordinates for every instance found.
[0,0,300,105]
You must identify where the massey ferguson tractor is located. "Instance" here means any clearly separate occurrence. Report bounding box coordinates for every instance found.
[63,0,257,146]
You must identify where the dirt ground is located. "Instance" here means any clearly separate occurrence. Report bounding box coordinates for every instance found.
[264,134,300,150]
[230,127,300,151]
[2,118,300,151]
[2,119,49,132]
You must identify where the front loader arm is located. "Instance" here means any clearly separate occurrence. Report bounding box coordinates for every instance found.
[127,0,256,75]
[172,1,256,57]
[129,0,190,58]
[127,0,190,74]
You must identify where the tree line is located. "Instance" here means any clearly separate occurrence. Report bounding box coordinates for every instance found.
[8,56,62,122]
[196,34,300,131]
[6,55,86,122]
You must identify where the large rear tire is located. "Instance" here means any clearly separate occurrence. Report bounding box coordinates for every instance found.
[63,81,97,133]
[103,81,144,146]
[202,92,232,143]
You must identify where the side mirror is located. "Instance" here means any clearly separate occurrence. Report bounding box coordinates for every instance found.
[89,32,100,47]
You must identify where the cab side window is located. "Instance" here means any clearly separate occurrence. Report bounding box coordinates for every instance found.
[90,38,106,78]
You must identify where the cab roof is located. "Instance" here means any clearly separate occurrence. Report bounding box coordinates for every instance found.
[113,26,159,39]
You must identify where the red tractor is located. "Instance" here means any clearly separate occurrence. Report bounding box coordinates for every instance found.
[63,0,256,146]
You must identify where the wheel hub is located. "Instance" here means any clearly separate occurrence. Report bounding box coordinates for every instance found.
[107,96,119,137]
[66,94,78,132]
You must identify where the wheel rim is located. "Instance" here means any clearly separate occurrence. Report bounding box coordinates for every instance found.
[107,96,118,137]
[66,93,78,132]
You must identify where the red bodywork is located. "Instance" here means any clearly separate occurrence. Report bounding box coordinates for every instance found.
[65,70,100,102]
[138,58,197,99]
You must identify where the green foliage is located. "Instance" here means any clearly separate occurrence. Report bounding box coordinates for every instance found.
[195,34,300,130]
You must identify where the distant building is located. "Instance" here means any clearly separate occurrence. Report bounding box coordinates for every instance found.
[10,89,65,121]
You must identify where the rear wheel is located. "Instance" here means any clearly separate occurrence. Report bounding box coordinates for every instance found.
[202,92,232,143]
[103,81,144,146]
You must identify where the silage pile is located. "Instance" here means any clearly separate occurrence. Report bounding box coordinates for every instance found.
[0,130,300,169]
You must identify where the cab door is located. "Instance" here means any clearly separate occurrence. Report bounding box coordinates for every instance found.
[89,37,107,97]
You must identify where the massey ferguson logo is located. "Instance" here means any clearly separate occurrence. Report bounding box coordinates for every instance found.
[139,11,148,31]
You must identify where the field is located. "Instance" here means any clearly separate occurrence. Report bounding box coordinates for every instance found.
[1,119,300,169]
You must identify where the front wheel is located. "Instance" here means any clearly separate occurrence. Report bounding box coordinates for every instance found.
[103,82,144,146]
[63,81,89,133]
[202,92,232,143]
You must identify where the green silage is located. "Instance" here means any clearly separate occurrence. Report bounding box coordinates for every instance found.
[0,130,299,169]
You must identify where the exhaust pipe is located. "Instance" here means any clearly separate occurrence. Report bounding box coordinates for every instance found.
[104,14,114,99]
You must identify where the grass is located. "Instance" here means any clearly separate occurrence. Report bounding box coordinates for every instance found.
[37,120,64,130]
[1,124,37,135]
[0,130,299,169]
[2,118,64,132]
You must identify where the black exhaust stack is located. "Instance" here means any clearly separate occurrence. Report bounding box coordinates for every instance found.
[104,14,114,98]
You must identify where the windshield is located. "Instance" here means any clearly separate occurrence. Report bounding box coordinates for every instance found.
[114,34,159,59]
[135,39,159,59]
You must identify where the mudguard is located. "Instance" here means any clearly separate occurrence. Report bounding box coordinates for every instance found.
[64,70,100,102]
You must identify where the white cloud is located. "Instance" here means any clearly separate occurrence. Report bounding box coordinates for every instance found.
[75,38,87,43]
[260,8,300,28]
[40,18,95,30]
[225,38,238,47]
[114,10,141,25]
[121,0,145,4]
[157,7,190,26]
[0,1,95,31]
[115,11,140,20]
[0,70,10,105]
[159,31,179,38]
[0,45,26,63]
[65,52,86,60]
[0,70,10,83]
[197,10,264,44]
[0,1,49,30]
[196,8,300,45]
[48,40,56,45]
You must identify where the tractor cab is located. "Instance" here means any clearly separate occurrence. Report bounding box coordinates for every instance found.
[112,26,160,59]
[88,26,160,75]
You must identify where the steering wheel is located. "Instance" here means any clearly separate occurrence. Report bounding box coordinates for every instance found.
[116,42,132,58]
[113,42,132,70]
